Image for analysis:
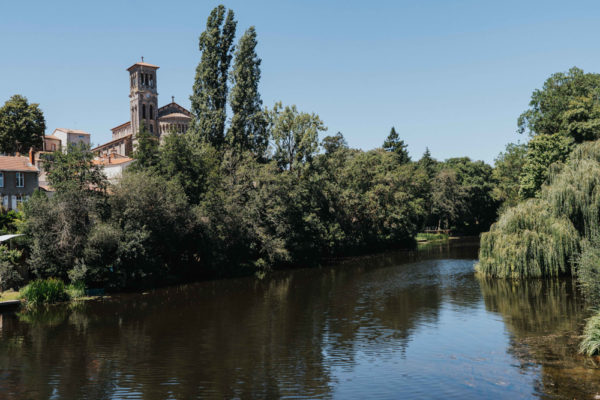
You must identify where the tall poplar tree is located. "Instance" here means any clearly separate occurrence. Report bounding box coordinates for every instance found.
[190,5,237,149]
[228,26,267,157]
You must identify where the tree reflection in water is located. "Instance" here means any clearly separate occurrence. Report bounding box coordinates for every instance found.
[478,277,600,398]
[2,240,600,399]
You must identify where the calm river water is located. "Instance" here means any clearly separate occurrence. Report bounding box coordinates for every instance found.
[1,238,600,399]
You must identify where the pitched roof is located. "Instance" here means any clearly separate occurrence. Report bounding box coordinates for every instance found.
[92,134,132,151]
[0,156,38,172]
[44,135,61,141]
[159,112,191,120]
[93,155,134,166]
[111,121,131,132]
[54,128,90,136]
[158,102,192,117]
[127,62,160,71]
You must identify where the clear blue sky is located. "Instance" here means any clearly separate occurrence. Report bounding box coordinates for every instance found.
[2,0,600,164]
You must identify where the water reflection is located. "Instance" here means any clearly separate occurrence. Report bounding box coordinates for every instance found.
[478,278,600,398]
[0,240,598,399]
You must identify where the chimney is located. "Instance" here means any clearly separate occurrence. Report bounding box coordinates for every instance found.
[29,147,34,165]
[15,152,20,157]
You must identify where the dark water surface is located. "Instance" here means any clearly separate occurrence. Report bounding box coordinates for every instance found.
[1,239,600,399]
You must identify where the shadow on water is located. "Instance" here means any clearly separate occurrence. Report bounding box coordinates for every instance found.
[1,238,599,399]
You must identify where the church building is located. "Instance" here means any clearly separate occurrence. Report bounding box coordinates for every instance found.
[93,60,192,157]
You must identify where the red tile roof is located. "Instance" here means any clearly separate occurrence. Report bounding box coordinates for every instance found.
[54,128,90,135]
[0,156,38,172]
[159,112,191,120]
[127,62,160,71]
[93,155,134,166]
[111,121,131,132]
[92,134,132,151]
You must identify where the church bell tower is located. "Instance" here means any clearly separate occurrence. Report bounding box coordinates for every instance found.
[127,59,159,138]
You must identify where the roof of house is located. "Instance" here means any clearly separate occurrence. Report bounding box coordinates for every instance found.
[127,62,160,71]
[91,134,132,151]
[0,156,38,172]
[44,135,61,141]
[159,112,191,120]
[93,155,134,166]
[54,128,90,136]
[38,184,54,192]
[111,121,131,132]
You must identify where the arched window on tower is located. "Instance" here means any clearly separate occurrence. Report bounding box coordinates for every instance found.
[142,104,146,119]
[150,105,153,119]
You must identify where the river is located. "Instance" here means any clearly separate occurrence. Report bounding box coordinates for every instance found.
[1,238,599,399]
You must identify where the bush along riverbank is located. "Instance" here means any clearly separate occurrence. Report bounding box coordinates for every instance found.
[19,278,85,307]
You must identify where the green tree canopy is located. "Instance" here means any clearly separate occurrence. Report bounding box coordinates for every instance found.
[130,127,160,172]
[431,169,466,230]
[492,142,527,209]
[518,67,600,139]
[228,26,267,157]
[268,102,326,173]
[190,5,237,149]
[322,132,348,155]
[418,147,437,178]
[42,143,107,195]
[0,95,46,154]
[383,127,410,164]
[519,133,573,199]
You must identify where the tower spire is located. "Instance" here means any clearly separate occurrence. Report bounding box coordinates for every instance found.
[172,96,174,103]
[141,56,144,62]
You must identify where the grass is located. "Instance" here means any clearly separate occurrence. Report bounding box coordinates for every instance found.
[416,232,449,242]
[65,281,86,300]
[580,312,600,356]
[0,289,20,302]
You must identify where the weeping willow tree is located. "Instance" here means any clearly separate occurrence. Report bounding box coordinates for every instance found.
[477,199,579,278]
[477,140,600,278]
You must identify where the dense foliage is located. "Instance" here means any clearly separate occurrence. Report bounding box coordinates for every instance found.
[477,140,600,278]
[0,5,500,293]
[0,94,45,154]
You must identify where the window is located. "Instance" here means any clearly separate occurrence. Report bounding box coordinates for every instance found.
[150,105,153,119]
[15,195,23,209]
[51,144,56,151]
[16,172,24,188]
[150,124,153,133]
[2,195,7,210]
[0,172,4,188]
[142,104,146,119]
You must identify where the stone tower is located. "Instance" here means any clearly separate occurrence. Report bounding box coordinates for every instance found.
[127,60,160,138]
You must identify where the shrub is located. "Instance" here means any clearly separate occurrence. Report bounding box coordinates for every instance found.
[0,261,23,291]
[21,278,69,305]
[580,312,600,356]
[416,232,449,242]
[66,281,86,299]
